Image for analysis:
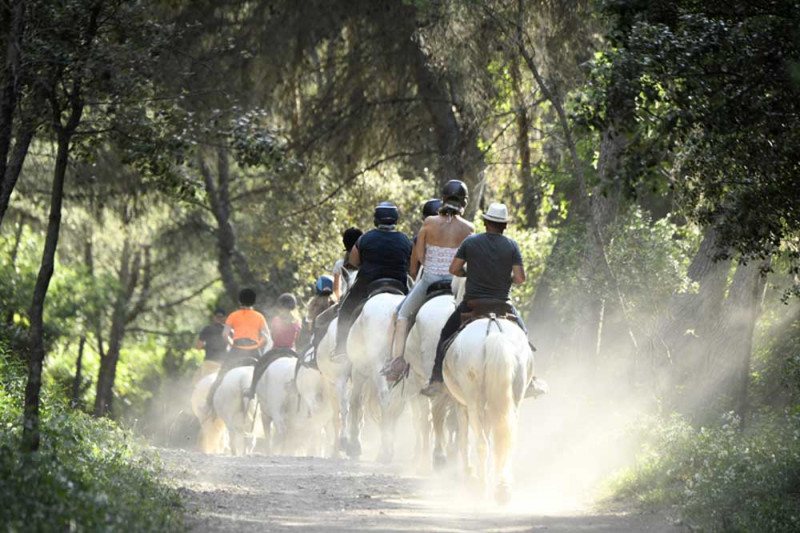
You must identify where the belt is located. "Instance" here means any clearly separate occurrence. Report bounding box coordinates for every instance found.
[233,338,259,348]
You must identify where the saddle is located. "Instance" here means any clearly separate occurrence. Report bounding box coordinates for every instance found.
[366,277,408,298]
[438,299,520,357]
[459,299,515,323]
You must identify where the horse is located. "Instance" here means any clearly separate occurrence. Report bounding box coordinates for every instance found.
[443,314,535,503]
[346,290,409,462]
[404,290,460,471]
[315,317,352,456]
[210,365,258,456]
[292,361,333,456]
[190,372,228,454]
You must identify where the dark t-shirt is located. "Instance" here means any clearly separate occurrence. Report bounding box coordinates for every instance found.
[199,323,227,361]
[356,229,413,283]
[456,233,523,300]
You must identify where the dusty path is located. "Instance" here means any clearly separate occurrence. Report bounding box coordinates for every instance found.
[159,448,682,532]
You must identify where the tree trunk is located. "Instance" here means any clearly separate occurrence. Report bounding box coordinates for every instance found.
[699,259,768,421]
[512,0,537,228]
[93,239,133,417]
[22,128,72,451]
[0,117,35,226]
[0,0,24,227]
[407,38,486,217]
[71,335,85,408]
[201,148,257,303]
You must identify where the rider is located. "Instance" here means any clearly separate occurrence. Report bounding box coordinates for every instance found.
[409,198,444,280]
[332,227,363,302]
[244,292,301,399]
[304,275,335,335]
[333,202,413,359]
[206,288,270,406]
[193,307,227,384]
[385,182,474,382]
[420,203,526,397]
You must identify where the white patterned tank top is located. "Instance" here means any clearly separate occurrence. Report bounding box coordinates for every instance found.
[424,245,459,276]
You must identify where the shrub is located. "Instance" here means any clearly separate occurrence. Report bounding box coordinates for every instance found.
[608,411,800,532]
[0,352,184,532]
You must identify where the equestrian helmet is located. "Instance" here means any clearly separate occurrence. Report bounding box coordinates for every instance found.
[422,199,443,218]
[373,201,399,226]
[315,275,334,295]
[441,180,469,208]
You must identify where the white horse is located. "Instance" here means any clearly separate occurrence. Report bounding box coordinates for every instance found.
[316,317,352,456]
[255,355,324,455]
[346,291,408,462]
[443,315,535,502]
[404,292,461,471]
[293,363,334,456]
[211,366,258,456]
[190,372,228,454]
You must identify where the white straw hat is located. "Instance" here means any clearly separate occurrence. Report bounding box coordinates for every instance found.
[481,203,511,223]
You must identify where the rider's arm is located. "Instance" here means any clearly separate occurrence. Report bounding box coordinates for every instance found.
[349,243,361,268]
[222,324,234,346]
[409,239,420,279]
[512,264,526,285]
[449,257,467,277]
[415,225,427,267]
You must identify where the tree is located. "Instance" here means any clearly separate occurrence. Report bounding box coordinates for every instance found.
[22,0,173,450]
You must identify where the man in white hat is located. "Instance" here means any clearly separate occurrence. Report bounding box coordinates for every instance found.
[421,203,528,396]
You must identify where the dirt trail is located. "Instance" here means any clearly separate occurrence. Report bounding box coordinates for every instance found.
[159,448,682,532]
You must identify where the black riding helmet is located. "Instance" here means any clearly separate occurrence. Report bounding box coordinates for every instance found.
[441,180,469,208]
[373,201,399,226]
[422,199,443,219]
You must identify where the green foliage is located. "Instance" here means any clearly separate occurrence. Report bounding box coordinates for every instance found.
[545,206,694,319]
[608,411,800,532]
[591,0,800,294]
[0,349,183,532]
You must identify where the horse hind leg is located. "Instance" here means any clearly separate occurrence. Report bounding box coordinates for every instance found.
[431,394,449,470]
[466,402,489,494]
[490,404,517,505]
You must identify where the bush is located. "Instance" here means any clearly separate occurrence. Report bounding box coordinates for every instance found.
[0,352,184,532]
[608,411,800,532]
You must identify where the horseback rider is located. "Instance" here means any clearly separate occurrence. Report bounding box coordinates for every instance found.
[409,198,444,279]
[193,307,227,384]
[332,227,363,302]
[420,203,527,397]
[206,288,270,406]
[244,292,301,399]
[333,202,413,359]
[304,275,335,336]
[385,181,474,383]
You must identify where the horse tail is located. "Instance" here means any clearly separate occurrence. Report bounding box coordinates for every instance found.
[483,331,520,427]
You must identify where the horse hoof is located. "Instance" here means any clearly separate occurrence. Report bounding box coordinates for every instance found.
[433,454,447,470]
[347,441,362,459]
[495,483,512,506]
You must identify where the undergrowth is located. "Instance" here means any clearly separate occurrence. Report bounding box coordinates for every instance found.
[0,351,184,532]
[606,410,800,532]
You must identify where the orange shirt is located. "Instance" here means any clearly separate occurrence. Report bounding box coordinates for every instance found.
[225,308,269,350]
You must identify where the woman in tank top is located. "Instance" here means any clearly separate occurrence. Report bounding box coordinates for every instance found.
[385,181,474,382]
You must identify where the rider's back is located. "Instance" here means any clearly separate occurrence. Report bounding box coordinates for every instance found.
[423,215,474,248]
[357,229,412,282]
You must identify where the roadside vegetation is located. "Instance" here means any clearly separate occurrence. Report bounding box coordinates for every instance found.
[0,349,183,532]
